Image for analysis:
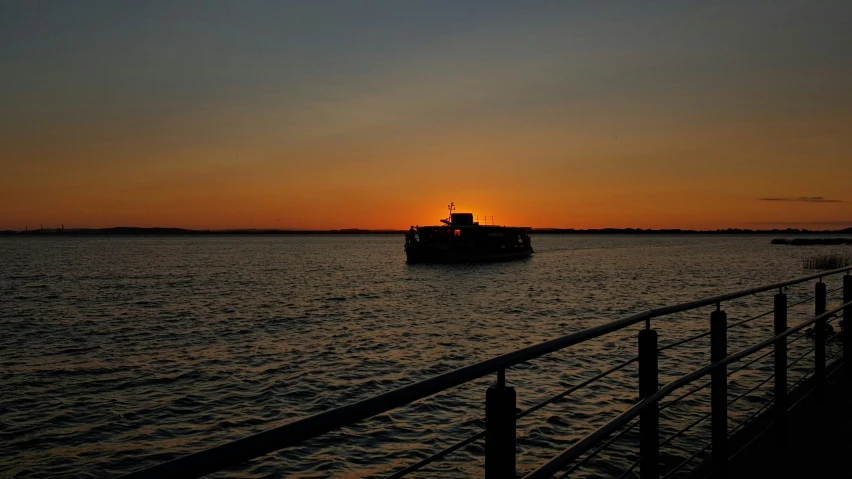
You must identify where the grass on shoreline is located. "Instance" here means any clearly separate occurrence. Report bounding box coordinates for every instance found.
[772,238,852,246]
[802,253,852,270]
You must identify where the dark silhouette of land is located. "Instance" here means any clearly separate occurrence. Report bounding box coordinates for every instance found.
[1,227,403,236]
[2,226,851,236]
[534,227,852,235]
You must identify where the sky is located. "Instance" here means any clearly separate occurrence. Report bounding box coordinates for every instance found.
[2,0,851,230]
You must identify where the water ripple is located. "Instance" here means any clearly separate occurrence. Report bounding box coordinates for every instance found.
[0,235,845,478]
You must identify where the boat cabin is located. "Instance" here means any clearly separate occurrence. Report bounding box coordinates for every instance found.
[441,213,475,226]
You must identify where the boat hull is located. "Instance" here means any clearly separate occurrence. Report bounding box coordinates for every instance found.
[405,245,533,264]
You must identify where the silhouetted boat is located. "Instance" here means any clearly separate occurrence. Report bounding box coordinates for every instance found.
[404,203,533,264]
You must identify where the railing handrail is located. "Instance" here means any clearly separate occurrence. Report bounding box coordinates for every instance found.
[117,265,852,479]
[522,300,852,479]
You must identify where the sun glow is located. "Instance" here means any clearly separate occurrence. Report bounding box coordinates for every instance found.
[2,2,851,231]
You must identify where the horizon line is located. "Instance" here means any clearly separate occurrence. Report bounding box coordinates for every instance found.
[4,225,851,234]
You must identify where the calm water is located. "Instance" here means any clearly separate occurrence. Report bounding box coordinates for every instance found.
[2,235,849,478]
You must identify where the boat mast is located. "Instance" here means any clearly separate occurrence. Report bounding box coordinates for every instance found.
[447,202,455,222]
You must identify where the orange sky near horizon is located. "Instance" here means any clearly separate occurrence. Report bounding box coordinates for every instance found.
[2,1,851,231]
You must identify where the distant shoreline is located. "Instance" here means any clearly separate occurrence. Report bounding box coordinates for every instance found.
[2,226,851,236]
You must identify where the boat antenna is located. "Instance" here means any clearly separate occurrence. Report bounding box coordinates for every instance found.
[448,202,455,220]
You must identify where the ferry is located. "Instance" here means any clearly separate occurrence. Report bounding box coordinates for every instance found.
[404,203,533,263]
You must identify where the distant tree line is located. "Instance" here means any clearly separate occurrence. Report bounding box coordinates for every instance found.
[2,226,850,236]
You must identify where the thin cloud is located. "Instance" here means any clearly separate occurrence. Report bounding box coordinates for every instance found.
[759,197,842,203]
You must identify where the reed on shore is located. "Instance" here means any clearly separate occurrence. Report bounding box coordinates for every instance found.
[802,253,852,270]
[772,238,852,246]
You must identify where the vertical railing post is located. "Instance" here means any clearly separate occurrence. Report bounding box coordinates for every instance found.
[710,308,727,477]
[815,281,827,400]
[485,368,515,479]
[638,326,659,479]
[845,274,852,381]
[774,291,787,448]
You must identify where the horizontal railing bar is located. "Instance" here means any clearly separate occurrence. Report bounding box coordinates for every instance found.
[659,380,710,411]
[523,300,852,479]
[660,351,775,468]
[657,290,824,354]
[727,397,774,438]
[786,329,839,379]
[727,373,775,408]
[662,441,712,478]
[384,355,656,479]
[666,441,700,456]
[787,330,809,346]
[787,385,817,413]
[658,372,774,455]
[728,309,775,328]
[827,346,844,363]
[517,355,638,420]
[118,267,852,479]
[415,306,842,479]
[393,304,844,479]
[729,348,774,377]
[659,410,711,449]
[659,346,772,413]
[788,346,817,370]
[727,353,844,474]
[790,353,846,417]
[616,454,641,479]
[727,418,775,463]
[786,367,815,395]
[732,353,843,459]
[785,355,846,417]
[397,363,657,479]
[572,347,781,477]
[824,352,844,378]
[658,310,773,352]
[787,312,838,344]
[658,330,712,352]
[116,319,646,478]
[558,417,640,477]
[514,357,641,478]
[383,430,485,479]
[789,293,817,308]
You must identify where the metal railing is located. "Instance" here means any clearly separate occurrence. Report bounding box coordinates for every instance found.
[475,215,495,226]
[117,266,852,479]
[525,295,851,478]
